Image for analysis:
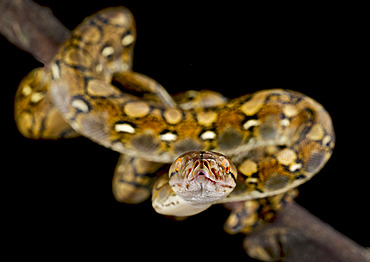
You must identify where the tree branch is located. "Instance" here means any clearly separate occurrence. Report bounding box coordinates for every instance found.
[1,1,368,261]
[243,202,369,261]
[0,0,70,65]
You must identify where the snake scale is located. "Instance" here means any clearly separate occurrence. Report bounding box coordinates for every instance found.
[14,7,334,234]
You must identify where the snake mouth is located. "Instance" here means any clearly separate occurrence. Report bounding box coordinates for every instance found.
[171,167,236,204]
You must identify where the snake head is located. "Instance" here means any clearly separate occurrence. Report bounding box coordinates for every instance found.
[169,151,237,204]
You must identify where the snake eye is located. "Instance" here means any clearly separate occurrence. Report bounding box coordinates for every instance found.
[222,158,230,173]
[175,158,183,172]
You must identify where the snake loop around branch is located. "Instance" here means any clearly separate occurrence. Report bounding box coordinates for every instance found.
[14,6,334,231]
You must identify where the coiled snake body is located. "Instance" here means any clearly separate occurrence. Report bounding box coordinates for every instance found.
[14,7,335,233]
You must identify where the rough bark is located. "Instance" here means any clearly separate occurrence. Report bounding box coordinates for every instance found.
[243,202,369,261]
[0,0,70,65]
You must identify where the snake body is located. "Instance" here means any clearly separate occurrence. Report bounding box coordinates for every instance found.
[14,7,335,232]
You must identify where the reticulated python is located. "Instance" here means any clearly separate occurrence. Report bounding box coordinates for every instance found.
[14,7,335,234]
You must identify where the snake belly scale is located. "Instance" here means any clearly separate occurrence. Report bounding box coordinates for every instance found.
[14,7,335,230]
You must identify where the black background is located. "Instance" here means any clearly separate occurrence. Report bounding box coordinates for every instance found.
[2,1,368,260]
